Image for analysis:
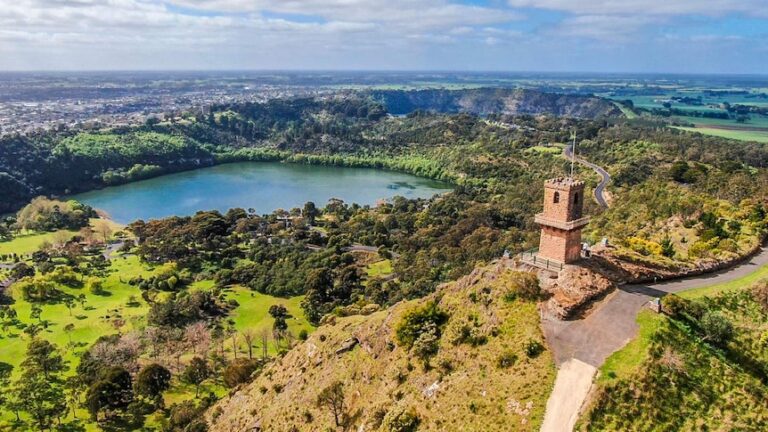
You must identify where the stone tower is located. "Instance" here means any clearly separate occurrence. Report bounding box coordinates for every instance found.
[534,177,590,264]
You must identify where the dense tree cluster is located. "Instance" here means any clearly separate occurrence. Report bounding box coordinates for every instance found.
[15,197,96,232]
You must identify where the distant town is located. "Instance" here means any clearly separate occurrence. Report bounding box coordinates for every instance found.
[0,72,332,136]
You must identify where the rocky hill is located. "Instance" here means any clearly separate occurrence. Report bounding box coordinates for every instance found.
[207,261,556,431]
[370,88,623,118]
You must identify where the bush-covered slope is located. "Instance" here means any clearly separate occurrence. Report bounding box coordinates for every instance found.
[207,262,555,432]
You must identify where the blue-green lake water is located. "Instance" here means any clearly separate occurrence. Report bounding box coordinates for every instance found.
[71,162,451,224]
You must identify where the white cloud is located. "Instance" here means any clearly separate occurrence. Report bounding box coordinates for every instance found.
[0,0,519,51]
[550,15,659,41]
[0,0,765,71]
[507,0,768,18]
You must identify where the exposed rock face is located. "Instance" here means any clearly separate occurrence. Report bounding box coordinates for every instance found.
[539,265,616,320]
[371,88,624,119]
[585,241,765,285]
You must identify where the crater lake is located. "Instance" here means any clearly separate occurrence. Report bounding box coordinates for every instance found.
[71,162,451,223]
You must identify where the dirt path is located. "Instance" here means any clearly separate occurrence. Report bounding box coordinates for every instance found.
[540,245,768,430]
[540,359,597,432]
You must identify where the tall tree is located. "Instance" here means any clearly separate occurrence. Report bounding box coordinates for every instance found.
[85,366,133,421]
[316,381,347,428]
[11,339,68,430]
[182,357,211,398]
[135,363,171,405]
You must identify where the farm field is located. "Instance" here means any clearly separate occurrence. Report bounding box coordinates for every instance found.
[674,126,768,143]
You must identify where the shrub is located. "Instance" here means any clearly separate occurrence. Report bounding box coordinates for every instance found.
[524,339,544,358]
[223,358,261,388]
[411,322,439,364]
[451,324,487,347]
[382,406,420,432]
[135,363,171,399]
[661,294,687,317]
[700,312,733,346]
[395,301,449,349]
[86,277,105,295]
[626,237,663,256]
[507,271,541,300]
[497,351,518,369]
[660,237,675,258]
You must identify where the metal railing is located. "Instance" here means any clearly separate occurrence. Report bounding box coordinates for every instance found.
[518,249,564,271]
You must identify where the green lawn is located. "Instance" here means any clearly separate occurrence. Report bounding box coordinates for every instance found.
[598,261,768,384]
[366,259,393,278]
[0,255,153,375]
[0,229,79,257]
[0,251,314,428]
[597,311,662,383]
[226,286,313,354]
[0,218,126,260]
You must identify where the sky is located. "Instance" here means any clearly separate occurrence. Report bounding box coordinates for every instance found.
[1,0,767,73]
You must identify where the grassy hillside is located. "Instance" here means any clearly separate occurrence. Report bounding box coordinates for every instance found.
[581,272,768,431]
[208,262,556,431]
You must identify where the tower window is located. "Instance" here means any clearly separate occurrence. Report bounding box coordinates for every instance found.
[574,193,579,205]
[553,192,560,203]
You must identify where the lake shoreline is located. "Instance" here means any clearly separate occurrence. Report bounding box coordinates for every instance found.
[68,160,452,224]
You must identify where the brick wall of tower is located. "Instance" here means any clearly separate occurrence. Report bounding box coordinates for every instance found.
[538,226,583,263]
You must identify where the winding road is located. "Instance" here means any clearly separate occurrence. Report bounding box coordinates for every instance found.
[564,144,611,208]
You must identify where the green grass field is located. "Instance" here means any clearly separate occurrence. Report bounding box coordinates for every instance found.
[0,247,314,428]
[680,263,768,299]
[0,229,79,257]
[608,90,768,143]
[0,218,126,260]
[584,260,768,430]
[674,114,768,129]
[226,286,313,350]
[674,126,768,143]
[365,259,393,278]
[1,256,152,372]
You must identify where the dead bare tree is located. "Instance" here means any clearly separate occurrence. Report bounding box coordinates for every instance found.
[260,328,270,361]
[184,321,211,356]
[242,329,256,360]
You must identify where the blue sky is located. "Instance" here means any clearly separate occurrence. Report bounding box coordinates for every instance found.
[1,0,766,73]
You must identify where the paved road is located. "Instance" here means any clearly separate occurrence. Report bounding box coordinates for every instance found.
[564,145,611,208]
[103,241,125,259]
[541,245,768,430]
[545,245,768,367]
